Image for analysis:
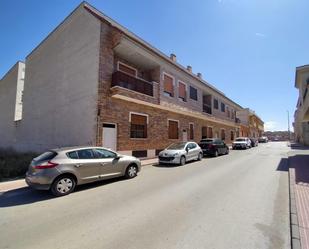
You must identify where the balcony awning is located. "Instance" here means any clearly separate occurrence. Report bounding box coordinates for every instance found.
[114,37,159,70]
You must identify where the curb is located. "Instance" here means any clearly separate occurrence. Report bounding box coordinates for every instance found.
[288,157,302,249]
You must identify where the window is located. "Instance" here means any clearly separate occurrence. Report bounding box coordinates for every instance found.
[77,149,95,159]
[221,129,226,141]
[231,109,235,120]
[93,149,116,158]
[168,120,179,139]
[163,73,174,97]
[231,131,234,141]
[202,126,208,139]
[130,113,148,138]
[118,61,137,77]
[208,127,213,138]
[35,151,57,162]
[221,102,225,112]
[178,81,186,101]
[189,123,194,140]
[132,150,148,158]
[67,151,78,159]
[190,86,198,101]
[214,99,219,109]
[227,107,230,118]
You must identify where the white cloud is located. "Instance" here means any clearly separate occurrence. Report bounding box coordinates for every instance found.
[264,121,278,131]
[255,32,266,37]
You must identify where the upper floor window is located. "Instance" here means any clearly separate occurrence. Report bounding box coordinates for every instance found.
[231,109,235,119]
[130,113,148,138]
[168,120,179,139]
[163,73,174,97]
[178,81,187,101]
[227,107,230,118]
[221,102,225,112]
[190,86,198,101]
[117,61,137,77]
[214,99,219,109]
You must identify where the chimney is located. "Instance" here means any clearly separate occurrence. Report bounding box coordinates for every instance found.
[170,53,177,62]
[197,73,202,79]
[187,65,192,73]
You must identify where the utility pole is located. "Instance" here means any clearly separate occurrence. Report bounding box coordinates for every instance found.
[287,110,291,141]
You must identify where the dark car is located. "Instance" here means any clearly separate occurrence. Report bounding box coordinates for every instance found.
[250,138,258,147]
[199,138,229,157]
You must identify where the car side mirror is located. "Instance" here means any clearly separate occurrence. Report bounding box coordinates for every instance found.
[115,154,121,159]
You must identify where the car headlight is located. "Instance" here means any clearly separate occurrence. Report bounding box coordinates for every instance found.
[172,152,179,156]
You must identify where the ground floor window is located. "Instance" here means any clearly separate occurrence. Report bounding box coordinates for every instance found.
[189,123,194,140]
[208,127,213,138]
[130,113,148,138]
[231,131,234,141]
[168,120,179,139]
[221,129,226,141]
[202,126,208,139]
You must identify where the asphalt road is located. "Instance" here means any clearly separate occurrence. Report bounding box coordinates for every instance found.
[0,142,290,249]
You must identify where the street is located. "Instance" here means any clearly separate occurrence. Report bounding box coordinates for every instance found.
[0,142,290,249]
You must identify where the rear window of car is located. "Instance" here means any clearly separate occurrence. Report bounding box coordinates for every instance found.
[67,151,79,159]
[34,151,57,162]
[236,138,246,141]
[200,139,213,143]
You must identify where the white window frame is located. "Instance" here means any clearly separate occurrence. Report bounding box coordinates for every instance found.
[129,112,149,124]
[117,61,138,77]
[162,72,175,98]
[177,80,187,102]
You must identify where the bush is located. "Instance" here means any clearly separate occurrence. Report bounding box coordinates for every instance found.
[0,148,38,182]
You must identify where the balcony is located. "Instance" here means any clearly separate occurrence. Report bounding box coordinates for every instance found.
[112,71,154,97]
[203,104,212,115]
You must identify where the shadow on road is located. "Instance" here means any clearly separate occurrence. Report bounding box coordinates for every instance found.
[0,177,128,208]
[289,154,309,184]
[289,143,309,150]
[276,158,289,172]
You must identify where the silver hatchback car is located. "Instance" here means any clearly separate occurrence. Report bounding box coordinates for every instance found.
[159,142,203,165]
[26,146,141,196]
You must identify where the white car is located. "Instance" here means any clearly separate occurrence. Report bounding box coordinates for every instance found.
[159,142,203,166]
[232,137,251,150]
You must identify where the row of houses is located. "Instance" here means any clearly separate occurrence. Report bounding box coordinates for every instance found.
[0,2,264,158]
[294,65,309,145]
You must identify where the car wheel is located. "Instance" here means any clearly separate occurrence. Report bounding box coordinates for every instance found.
[125,164,138,179]
[180,156,186,166]
[51,175,76,197]
[214,150,218,157]
[197,152,203,161]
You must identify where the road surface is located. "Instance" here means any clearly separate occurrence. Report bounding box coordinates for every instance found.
[0,142,290,249]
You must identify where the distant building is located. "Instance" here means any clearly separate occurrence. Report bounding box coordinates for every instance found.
[263,131,293,141]
[294,65,309,145]
[236,108,264,138]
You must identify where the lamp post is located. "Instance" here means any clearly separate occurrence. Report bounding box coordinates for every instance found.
[287,110,291,141]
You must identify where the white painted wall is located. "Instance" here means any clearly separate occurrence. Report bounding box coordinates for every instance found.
[16,6,101,152]
[0,62,24,149]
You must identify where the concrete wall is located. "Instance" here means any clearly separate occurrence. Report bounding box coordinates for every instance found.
[0,62,24,149]
[17,6,101,152]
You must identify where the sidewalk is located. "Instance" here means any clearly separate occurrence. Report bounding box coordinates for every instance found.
[288,146,309,249]
[0,158,158,193]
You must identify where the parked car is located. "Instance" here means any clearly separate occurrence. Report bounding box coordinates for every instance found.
[232,137,251,149]
[26,146,141,196]
[249,138,258,147]
[258,136,269,143]
[199,138,229,157]
[158,142,203,166]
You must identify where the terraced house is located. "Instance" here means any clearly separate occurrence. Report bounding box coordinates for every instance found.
[0,2,264,157]
[294,65,309,145]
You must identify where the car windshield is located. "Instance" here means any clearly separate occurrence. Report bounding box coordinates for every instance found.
[235,138,246,142]
[166,142,187,150]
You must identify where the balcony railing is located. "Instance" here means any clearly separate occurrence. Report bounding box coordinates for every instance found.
[203,104,212,115]
[111,71,153,97]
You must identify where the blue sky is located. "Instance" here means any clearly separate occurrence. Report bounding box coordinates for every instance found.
[1,0,308,131]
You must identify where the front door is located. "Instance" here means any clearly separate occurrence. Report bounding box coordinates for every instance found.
[102,123,117,151]
[182,130,188,142]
